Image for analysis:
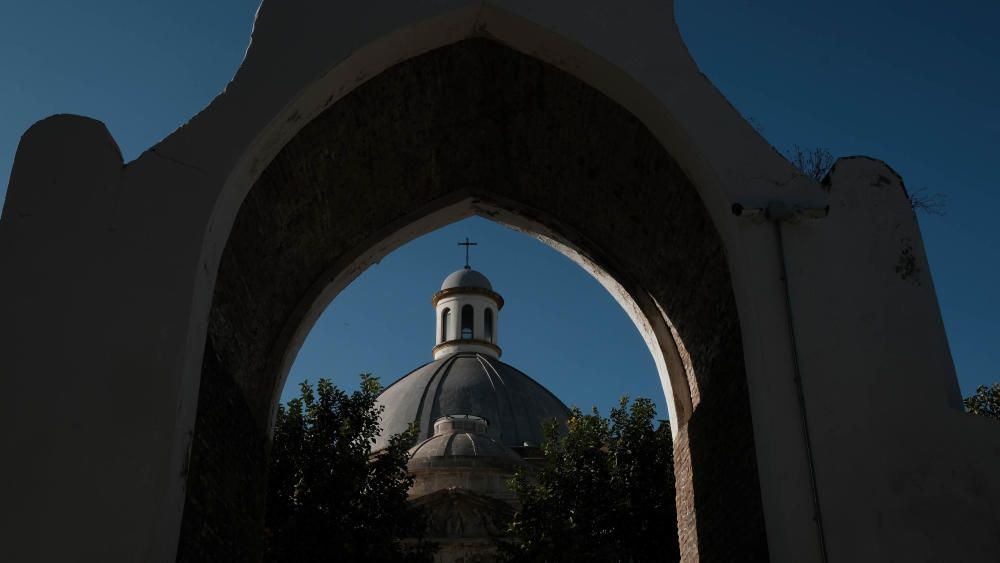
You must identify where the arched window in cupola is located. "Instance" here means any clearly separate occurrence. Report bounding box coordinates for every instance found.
[484,308,494,342]
[461,304,474,339]
[440,307,451,342]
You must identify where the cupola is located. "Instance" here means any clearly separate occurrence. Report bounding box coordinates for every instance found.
[432,265,504,359]
[431,238,504,359]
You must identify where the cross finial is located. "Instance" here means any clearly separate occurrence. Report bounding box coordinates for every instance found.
[458,237,478,269]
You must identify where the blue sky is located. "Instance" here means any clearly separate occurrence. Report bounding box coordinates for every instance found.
[2,1,997,417]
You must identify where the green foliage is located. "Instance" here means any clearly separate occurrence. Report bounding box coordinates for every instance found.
[964,383,1000,420]
[265,374,435,562]
[502,397,679,563]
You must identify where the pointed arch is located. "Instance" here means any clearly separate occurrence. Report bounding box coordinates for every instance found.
[461,304,474,340]
[484,308,494,343]
[440,307,451,343]
[181,38,767,562]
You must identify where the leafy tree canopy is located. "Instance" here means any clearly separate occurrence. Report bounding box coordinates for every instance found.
[964,383,1000,420]
[265,374,434,562]
[502,397,679,563]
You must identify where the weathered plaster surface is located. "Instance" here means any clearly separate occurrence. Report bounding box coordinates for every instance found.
[785,156,999,561]
[0,1,996,562]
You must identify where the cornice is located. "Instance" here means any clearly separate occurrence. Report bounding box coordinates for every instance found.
[432,339,502,357]
[431,287,505,309]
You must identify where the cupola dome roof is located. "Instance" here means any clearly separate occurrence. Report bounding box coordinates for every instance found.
[440,268,493,291]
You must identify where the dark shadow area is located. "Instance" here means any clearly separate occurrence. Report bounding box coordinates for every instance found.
[176,341,268,562]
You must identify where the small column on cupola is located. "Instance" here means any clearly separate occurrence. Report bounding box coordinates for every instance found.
[431,238,504,360]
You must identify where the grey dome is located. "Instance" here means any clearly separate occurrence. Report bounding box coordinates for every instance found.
[440,268,492,291]
[374,352,569,451]
[408,416,524,468]
[409,431,519,462]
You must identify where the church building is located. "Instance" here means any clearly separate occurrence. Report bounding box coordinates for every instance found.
[374,259,570,562]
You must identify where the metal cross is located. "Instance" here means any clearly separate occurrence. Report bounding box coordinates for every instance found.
[458,237,478,269]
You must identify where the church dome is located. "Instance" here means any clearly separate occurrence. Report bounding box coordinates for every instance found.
[440,268,493,291]
[407,416,524,469]
[374,352,569,451]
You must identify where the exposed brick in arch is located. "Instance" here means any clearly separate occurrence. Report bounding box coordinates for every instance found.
[177,38,768,562]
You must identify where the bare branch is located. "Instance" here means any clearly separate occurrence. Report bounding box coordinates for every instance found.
[786,145,834,182]
[908,187,946,216]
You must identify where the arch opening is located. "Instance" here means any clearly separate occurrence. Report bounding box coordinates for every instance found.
[178,38,767,562]
[279,214,667,458]
[439,307,450,343]
[484,307,494,343]
[460,304,474,340]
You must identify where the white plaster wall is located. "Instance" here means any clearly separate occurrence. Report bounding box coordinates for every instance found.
[781,157,1000,561]
[0,1,997,562]
[0,115,214,562]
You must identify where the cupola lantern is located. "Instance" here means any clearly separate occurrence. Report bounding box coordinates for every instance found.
[431,240,504,359]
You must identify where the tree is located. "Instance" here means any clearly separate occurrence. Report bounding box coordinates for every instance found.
[787,144,835,183]
[264,375,435,562]
[964,383,1000,420]
[502,397,679,563]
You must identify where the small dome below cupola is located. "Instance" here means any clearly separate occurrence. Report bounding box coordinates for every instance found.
[406,414,526,503]
[408,415,522,467]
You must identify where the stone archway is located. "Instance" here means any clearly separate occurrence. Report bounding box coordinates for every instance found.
[177,39,767,561]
